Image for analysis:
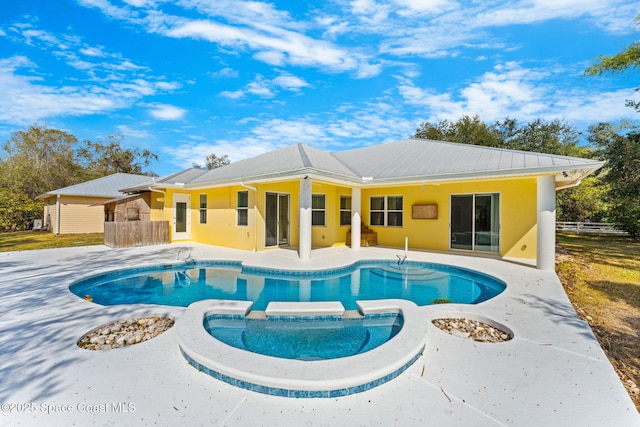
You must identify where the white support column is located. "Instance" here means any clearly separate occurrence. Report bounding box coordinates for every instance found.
[537,175,556,270]
[351,187,361,251]
[299,178,312,260]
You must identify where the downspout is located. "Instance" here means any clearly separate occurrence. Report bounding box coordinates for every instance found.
[555,180,581,191]
[55,194,61,235]
[240,182,258,252]
[148,187,166,212]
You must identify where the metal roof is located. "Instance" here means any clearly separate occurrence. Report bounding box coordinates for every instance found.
[332,139,603,182]
[120,168,209,192]
[147,139,605,189]
[188,144,358,186]
[37,173,152,199]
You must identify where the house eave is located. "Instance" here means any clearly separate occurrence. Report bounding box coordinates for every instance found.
[141,160,605,191]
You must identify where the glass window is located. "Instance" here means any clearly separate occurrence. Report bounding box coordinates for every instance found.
[340,195,351,226]
[387,196,403,227]
[370,196,402,227]
[237,191,248,226]
[199,194,207,224]
[312,194,325,226]
[370,196,385,226]
[370,196,385,211]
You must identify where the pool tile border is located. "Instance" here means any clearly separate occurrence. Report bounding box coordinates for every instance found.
[180,344,424,398]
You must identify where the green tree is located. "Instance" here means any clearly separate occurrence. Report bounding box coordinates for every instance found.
[584,16,640,236]
[586,16,639,112]
[414,115,600,222]
[193,153,231,170]
[556,176,609,222]
[1,125,83,199]
[204,153,230,169]
[495,118,588,157]
[0,126,159,231]
[588,122,640,237]
[584,15,640,77]
[0,125,84,231]
[415,115,588,156]
[415,115,503,147]
[77,134,158,179]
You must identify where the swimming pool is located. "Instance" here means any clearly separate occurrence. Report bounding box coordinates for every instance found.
[70,260,506,309]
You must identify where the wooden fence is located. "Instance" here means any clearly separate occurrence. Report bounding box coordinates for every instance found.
[104,221,169,248]
[556,221,626,235]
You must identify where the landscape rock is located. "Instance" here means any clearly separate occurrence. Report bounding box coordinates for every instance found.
[432,318,512,343]
[78,316,174,351]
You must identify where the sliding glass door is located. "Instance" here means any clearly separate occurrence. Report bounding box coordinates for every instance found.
[265,193,289,247]
[450,194,500,253]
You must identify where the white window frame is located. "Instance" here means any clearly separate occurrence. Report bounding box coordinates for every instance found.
[370,195,403,227]
[340,195,351,226]
[199,194,207,224]
[312,194,326,226]
[237,190,248,226]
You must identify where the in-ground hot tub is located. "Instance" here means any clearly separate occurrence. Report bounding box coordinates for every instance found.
[177,299,427,398]
[205,312,403,360]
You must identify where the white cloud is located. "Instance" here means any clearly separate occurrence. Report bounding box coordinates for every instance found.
[552,88,640,123]
[78,0,379,77]
[245,77,274,97]
[116,124,150,139]
[272,74,310,91]
[148,103,187,120]
[396,62,640,125]
[161,101,417,170]
[155,81,182,91]
[80,46,105,57]
[209,67,239,78]
[165,19,363,73]
[0,56,119,125]
[219,89,245,99]
[350,0,391,25]
[77,0,140,21]
[473,0,638,33]
[315,15,349,40]
[394,0,458,16]
[219,73,311,99]
[123,0,158,7]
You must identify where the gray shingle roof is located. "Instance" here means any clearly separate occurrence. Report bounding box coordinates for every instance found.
[37,173,152,199]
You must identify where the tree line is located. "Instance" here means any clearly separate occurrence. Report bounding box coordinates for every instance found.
[0,126,158,231]
[413,115,638,237]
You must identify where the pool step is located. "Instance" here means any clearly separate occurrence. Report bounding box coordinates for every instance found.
[371,265,449,281]
[265,301,345,318]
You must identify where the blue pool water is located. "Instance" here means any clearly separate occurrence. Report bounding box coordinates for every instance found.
[204,313,403,360]
[70,260,506,310]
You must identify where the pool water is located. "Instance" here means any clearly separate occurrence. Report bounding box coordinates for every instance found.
[204,314,403,360]
[70,260,505,310]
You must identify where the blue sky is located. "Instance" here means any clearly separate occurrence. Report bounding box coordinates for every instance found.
[1,0,639,176]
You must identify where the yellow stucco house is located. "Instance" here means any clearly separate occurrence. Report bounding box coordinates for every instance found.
[122,139,604,270]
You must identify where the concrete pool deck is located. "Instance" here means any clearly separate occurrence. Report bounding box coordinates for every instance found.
[0,243,638,426]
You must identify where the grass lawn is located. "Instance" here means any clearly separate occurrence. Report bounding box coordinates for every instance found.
[556,233,640,411]
[0,230,105,252]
